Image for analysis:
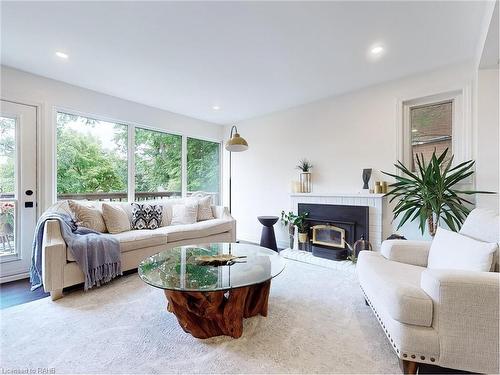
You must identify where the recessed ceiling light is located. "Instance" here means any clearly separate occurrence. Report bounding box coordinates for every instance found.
[370,46,384,55]
[55,51,69,59]
[212,105,220,111]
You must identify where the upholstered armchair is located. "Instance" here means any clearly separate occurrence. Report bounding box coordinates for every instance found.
[357,209,499,374]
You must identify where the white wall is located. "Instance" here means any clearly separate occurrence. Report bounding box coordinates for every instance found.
[476,68,499,212]
[224,62,479,246]
[0,66,224,212]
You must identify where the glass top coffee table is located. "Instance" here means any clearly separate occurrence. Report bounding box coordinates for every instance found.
[138,243,285,339]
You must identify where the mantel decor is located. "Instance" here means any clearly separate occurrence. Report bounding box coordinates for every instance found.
[382,148,494,236]
[297,159,313,193]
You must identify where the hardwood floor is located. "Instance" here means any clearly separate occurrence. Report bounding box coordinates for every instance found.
[0,278,49,309]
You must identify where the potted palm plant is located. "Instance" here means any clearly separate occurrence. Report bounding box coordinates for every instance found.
[382,148,494,236]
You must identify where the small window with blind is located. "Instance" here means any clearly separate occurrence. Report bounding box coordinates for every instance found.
[410,101,452,171]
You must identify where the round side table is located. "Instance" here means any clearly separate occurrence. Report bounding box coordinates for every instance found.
[257,216,279,252]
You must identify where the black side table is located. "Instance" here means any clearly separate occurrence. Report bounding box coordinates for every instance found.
[257,216,279,252]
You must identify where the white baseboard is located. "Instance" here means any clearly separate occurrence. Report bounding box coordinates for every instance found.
[1,272,29,284]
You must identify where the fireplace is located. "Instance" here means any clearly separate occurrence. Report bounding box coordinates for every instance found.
[298,203,369,260]
[311,225,345,248]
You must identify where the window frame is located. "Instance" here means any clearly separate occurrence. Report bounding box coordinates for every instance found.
[398,89,469,171]
[52,107,223,204]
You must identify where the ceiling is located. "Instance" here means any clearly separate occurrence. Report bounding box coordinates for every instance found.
[0,1,492,124]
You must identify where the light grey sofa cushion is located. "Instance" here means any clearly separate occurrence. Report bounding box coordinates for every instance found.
[154,219,233,243]
[357,251,433,327]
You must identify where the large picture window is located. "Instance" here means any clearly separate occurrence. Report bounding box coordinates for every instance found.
[187,138,220,203]
[135,128,182,200]
[56,112,128,200]
[55,111,221,203]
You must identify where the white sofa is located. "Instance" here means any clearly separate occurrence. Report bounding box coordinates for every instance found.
[357,209,499,374]
[42,198,236,300]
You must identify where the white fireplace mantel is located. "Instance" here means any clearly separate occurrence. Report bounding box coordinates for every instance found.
[290,192,386,198]
[290,192,386,250]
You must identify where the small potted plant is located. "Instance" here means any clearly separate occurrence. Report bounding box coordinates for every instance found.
[292,212,309,243]
[280,211,296,249]
[297,159,313,193]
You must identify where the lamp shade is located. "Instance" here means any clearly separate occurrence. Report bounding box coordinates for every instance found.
[225,132,248,152]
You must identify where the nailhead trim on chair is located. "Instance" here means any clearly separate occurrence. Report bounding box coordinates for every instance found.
[360,286,439,366]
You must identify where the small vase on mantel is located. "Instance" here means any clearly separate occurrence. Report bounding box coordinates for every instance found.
[300,172,312,193]
[296,159,313,193]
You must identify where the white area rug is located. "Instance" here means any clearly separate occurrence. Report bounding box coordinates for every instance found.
[280,248,356,273]
[1,260,400,374]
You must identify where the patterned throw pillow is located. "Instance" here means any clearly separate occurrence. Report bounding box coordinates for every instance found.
[68,200,107,233]
[131,203,163,230]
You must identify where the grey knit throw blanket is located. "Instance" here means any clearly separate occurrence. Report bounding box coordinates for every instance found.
[30,212,122,291]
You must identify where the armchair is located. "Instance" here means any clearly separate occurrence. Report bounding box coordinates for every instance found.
[357,208,499,374]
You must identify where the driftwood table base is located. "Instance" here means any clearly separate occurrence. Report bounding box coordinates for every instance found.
[164,280,271,339]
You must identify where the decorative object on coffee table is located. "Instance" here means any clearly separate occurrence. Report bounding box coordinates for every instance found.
[225,125,249,213]
[297,159,313,193]
[362,168,372,190]
[258,216,279,251]
[138,243,285,339]
[382,148,494,236]
[195,254,246,266]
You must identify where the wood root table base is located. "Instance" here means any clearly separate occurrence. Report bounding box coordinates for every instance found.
[164,280,271,339]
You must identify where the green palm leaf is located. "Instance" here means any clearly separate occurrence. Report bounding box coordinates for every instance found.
[382,148,495,236]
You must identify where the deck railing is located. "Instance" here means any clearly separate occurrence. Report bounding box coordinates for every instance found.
[56,191,219,204]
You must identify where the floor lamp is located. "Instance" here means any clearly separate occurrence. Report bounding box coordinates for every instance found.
[225,125,248,213]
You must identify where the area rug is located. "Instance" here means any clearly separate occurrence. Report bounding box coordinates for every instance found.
[0,260,400,374]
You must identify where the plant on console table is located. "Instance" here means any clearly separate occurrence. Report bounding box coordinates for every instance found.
[382,148,494,236]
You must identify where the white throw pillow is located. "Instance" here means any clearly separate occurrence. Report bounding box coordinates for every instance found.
[190,196,214,221]
[102,203,131,234]
[171,202,198,225]
[428,227,498,272]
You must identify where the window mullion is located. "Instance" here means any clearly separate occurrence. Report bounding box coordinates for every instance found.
[181,135,187,198]
[127,125,135,202]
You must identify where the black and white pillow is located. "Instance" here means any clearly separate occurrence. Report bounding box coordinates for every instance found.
[131,203,163,230]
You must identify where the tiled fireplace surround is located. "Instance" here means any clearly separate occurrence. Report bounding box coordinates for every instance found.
[290,193,386,252]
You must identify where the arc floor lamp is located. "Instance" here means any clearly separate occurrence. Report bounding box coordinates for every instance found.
[225,125,248,213]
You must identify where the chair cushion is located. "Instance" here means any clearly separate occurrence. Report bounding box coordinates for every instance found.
[460,208,499,243]
[66,229,167,261]
[428,227,497,272]
[155,219,233,243]
[357,251,433,327]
